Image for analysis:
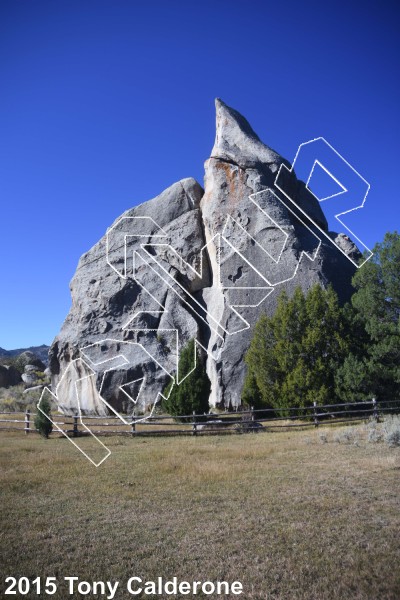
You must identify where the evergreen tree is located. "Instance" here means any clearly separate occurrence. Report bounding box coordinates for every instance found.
[241,369,263,410]
[243,231,400,411]
[335,354,372,403]
[162,339,210,420]
[242,284,349,411]
[344,231,400,404]
[34,396,53,439]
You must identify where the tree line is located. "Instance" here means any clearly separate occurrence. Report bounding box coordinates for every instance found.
[243,231,400,412]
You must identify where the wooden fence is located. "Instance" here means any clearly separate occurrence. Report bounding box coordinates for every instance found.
[0,398,398,438]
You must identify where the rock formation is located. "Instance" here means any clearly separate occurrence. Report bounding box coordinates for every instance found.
[0,364,22,388]
[17,351,46,371]
[0,350,46,388]
[49,99,359,415]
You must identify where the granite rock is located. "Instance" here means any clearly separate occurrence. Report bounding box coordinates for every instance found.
[50,100,360,414]
[0,364,22,388]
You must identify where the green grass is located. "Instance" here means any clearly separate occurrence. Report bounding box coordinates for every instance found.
[0,425,399,599]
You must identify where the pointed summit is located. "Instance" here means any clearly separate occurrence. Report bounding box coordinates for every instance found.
[211,98,286,169]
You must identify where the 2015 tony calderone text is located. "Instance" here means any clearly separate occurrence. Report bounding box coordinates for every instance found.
[4,576,243,597]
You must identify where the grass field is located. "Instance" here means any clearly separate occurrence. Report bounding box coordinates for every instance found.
[0,424,399,600]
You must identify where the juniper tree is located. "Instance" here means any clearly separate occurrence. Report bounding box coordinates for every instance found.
[162,339,210,420]
[337,231,400,404]
[242,284,349,412]
[34,396,53,439]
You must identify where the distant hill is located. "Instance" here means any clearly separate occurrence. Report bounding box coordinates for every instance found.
[0,345,50,365]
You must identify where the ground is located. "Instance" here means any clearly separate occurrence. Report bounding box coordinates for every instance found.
[0,425,399,600]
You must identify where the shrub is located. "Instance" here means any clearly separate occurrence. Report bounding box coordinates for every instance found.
[34,396,53,439]
[333,428,356,444]
[383,415,400,447]
[367,424,384,443]
[0,385,41,412]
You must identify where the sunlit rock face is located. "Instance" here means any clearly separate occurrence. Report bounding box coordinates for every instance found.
[50,99,359,414]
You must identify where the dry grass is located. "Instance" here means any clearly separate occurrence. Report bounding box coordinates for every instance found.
[0,424,399,599]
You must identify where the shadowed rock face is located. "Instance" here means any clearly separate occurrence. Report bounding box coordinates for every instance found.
[50,99,359,415]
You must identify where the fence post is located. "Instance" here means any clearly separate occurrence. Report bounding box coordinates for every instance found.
[251,406,255,422]
[192,410,197,436]
[313,402,319,427]
[131,414,136,436]
[25,409,30,435]
[73,415,78,438]
[372,397,378,422]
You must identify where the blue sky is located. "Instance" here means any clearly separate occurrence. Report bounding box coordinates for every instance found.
[0,0,399,349]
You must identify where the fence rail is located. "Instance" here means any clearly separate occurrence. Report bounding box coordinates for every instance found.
[0,398,398,438]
